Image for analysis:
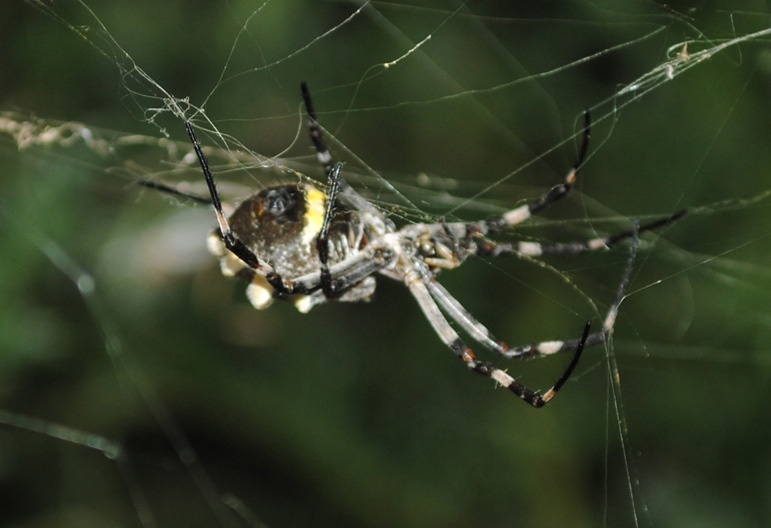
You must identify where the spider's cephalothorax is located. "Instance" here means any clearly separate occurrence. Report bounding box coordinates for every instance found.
[185,82,685,408]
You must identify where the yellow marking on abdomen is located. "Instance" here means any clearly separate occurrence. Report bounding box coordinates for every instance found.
[302,185,327,245]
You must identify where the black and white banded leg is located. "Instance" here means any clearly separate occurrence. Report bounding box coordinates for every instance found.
[301,81,393,298]
[485,111,592,233]
[428,222,636,406]
[315,161,344,297]
[406,259,593,407]
[476,209,686,260]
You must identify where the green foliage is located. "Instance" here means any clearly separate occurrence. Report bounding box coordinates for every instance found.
[1,2,769,527]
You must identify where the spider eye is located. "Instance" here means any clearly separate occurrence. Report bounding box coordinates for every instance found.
[264,188,296,218]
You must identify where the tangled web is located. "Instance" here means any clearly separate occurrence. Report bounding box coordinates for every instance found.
[1,2,770,527]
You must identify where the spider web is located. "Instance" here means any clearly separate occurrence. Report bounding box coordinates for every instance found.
[1,1,770,527]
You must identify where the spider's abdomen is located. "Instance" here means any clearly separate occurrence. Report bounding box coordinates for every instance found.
[229,184,323,278]
[208,183,376,312]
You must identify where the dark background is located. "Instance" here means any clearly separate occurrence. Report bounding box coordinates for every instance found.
[1,2,770,527]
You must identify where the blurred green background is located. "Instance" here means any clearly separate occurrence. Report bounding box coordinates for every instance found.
[1,2,770,527]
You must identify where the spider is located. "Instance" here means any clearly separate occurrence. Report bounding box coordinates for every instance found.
[183,83,685,408]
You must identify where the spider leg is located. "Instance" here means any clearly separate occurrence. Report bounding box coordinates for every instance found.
[315,162,344,297]
[278,246,394,312]
[477,209,685,258]
[502,218,641,359]
[186,121,322,297]
[408,112,593,271]
[293,246,394,292]
[301,82,356,297]
[406,264,590,408]
[301,80,335,179]
[424,278,510,355]
[301,82,384,217]
[424,219,639,363]
[425,277,602,357]
[485,111,591,232]
[135,179,212,205]
[301,82,393,299]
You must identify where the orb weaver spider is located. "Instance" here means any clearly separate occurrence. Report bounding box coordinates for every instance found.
[182,83,684,407]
